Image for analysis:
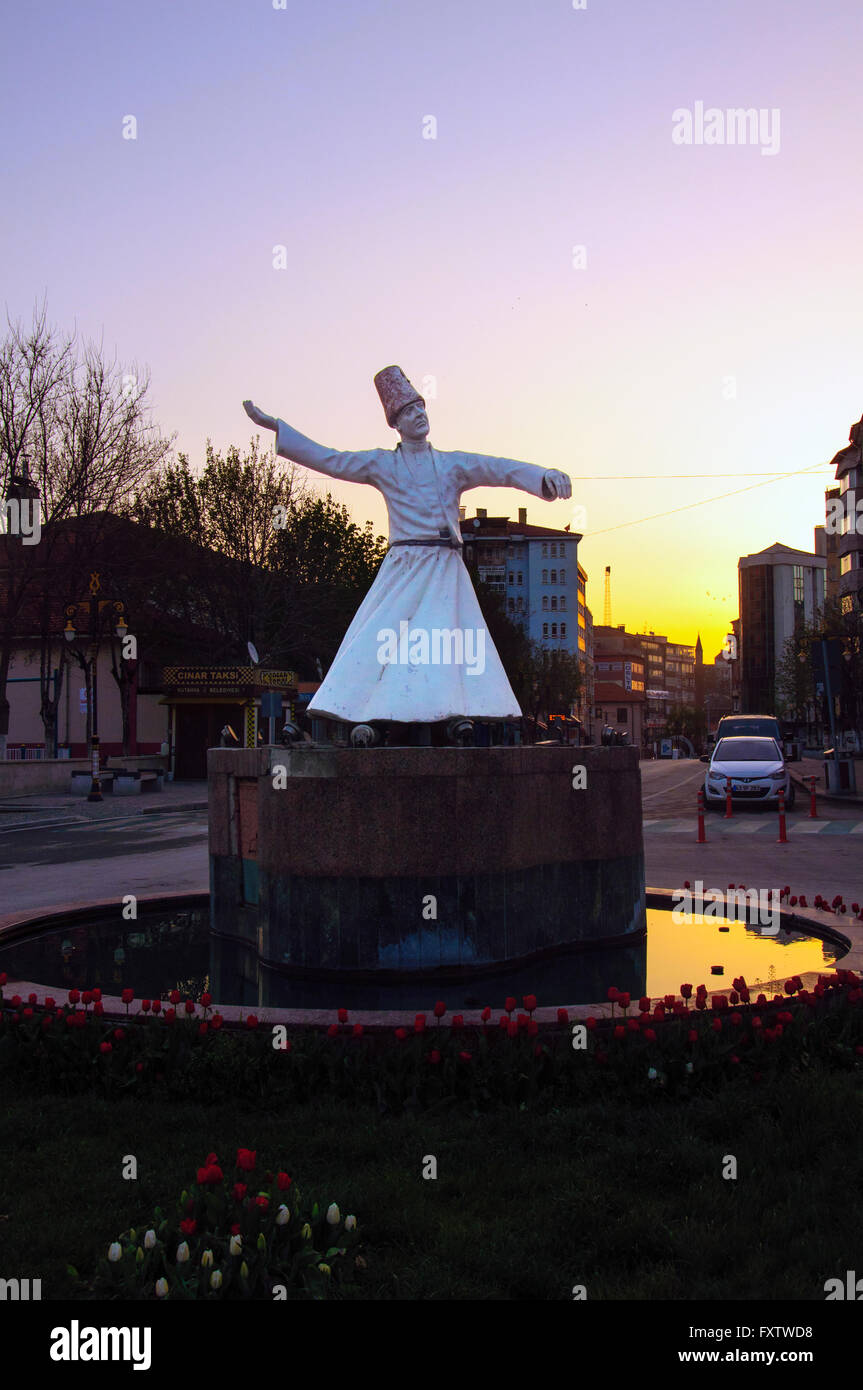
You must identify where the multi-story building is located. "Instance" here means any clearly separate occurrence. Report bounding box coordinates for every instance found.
[828,420,863,614]
[592,634,646,746]
[738,542,826,713]
[815,487,841,604]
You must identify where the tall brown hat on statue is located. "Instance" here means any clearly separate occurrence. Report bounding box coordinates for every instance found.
[374,366,425,428]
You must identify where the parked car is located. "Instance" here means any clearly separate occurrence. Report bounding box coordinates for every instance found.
[713,714,787,754]
[701,735,795,809]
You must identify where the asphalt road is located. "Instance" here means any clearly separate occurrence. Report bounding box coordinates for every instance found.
[639,757,861,821]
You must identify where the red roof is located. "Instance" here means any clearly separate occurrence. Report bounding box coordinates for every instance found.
[594,682,645,703]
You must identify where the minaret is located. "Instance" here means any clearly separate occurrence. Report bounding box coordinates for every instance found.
[694,632,704,710]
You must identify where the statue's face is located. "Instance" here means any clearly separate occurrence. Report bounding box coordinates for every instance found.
[396,400,429,440]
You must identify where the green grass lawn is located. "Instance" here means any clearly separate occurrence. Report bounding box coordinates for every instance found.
[3,1070,862,1300]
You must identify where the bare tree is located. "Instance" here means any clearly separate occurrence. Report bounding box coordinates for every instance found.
[0,304,172,757]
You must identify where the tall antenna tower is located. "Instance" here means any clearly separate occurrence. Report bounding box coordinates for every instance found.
[603,565,612,627]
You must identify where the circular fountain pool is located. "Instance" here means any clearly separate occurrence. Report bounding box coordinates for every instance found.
[0,894,843,1012]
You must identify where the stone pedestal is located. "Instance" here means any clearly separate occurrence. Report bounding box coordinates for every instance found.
[208,745,645,1003]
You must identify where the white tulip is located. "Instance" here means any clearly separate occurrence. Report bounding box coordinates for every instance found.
[108,1243,122,1263]
[229,1234,243,1256]
[685,1061,693,1074]
[144,1229,156,1250]
[344,1215,357,1232]
[155,1277,169,1297]
[210,1269,223,1290]
[201,1249,214,1268]
[326,1203,340,1226]
[176,1241,190,1264]
[276,1205,290,1226]
[647,1067,658,1080]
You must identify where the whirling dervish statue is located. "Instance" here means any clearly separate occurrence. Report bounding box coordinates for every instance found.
[243,366,572,730]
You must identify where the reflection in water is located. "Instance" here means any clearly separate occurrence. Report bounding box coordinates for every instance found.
[0,902,840,1012]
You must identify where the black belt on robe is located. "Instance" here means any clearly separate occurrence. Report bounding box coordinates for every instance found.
[388,529,463,552]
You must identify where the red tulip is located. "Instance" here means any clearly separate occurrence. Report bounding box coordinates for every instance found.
[121,988,134,1005]
[180,1218,196,1235]
[504,997,517,1014]
[10,995,21,1007]
[394,1026,408,1041]
[114,1027,125,1041]
[245,1014,259,1029]
[233,1182,247,1202]
[236,1149,256,1172]
[184,1000,195,1014]
[91,987,101,1002]
[507,1021,518,1038]
[613,1024,625,1040]
[607,987,619,1002]
[211,1013,223,1030]
[201,993,212,1008]
[414,1014,426,1032]
[44,996,55,1009]
[327,1024,339,1038]
[277,1172,292,1190]
[151,999,161,1014]
[639,996,651,1013]
[644,1028,657,1042]
[352,1023,364,1038]
[99,1041,112,1054]
[481,1006,492,1023]
[585,1016,597,1030]
[433,1001,446,1018]
[751,1016,762,1030]
[141,999,151,1013]
[255,1196,269,1210]
[169,990,180,1006]
[0,973,6,987]
[523,994,537,1014]
[557,1008,569,1024]
[459,1051,473,1062]
[427,1049,441,1064]
[164,1008,176,1023]
[527,1019,538,1037]
[68,989,80,1004]
[337,1007,348,1024]
[711,1018,722,1032]
[680,983,692,1000]
[627,1018,639,1032]
[663,994,675,1009]
[199,1022,209,1037]
[451,1014,464,1029]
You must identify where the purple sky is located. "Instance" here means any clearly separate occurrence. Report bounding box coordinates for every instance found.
[4,0,863,653]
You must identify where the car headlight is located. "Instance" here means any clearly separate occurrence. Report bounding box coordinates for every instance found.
[768,771,786,781]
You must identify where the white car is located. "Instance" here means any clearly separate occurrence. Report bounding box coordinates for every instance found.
[702,735,795,809]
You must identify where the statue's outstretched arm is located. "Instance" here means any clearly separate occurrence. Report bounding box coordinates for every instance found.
[242,401,377,484]
[456,451,572,501]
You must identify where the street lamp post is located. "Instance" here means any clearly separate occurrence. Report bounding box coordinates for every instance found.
[64,574,127,802]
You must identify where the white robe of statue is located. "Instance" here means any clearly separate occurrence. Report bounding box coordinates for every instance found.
[271,418,557,724]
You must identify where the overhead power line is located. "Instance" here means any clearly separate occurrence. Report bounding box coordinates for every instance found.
[585,462,834,538]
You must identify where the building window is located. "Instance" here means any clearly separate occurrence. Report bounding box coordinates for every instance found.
[508,597,515,612]
[542,569,548,584]
[517,596,524,612]
[560,596,566,611]
[517,571,523,585]
[841,553,853,574]
[561,623,567,637]
[551,596,557,611]
[793,565,804,604]
[617,708,627,723]
[508,572,514,585]
[550,569,557,584]
[560,568,566,583]
[542,542,548,557]
[543,623,549,637]
[542,595,549,610]
[551,543,557,557]
[551,623,558,636]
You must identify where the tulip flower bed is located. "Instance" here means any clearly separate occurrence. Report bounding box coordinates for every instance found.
[79,1148,359,1300]
[4,974,863,1111]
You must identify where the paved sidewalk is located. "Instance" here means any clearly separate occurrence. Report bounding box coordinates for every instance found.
[0,780,208,827]
[791,754,863,805]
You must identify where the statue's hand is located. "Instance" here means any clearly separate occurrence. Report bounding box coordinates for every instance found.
[243,400,278,432]
[542,469,572,500]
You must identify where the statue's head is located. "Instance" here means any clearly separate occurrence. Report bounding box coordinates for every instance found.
[374,365,427,440]
[394,398,429,441]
